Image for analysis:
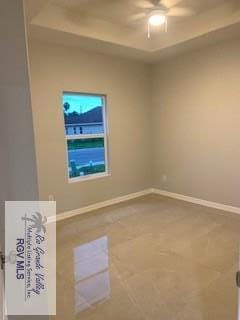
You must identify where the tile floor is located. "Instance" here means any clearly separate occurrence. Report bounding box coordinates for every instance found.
[52,194,240,320]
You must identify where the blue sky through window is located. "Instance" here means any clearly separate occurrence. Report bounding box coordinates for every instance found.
[63,93,103,114]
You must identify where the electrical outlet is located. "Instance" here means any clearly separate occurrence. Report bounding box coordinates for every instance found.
[48,195,54,201]
[162,175,167,183]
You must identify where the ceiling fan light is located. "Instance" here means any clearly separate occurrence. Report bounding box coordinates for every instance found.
[148,14,166,26]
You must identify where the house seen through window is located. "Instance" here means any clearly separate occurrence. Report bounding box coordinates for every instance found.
[62,92,108,181]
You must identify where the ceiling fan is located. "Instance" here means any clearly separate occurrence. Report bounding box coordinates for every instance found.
[130,0,195,38]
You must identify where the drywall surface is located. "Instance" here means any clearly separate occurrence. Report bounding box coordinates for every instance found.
[152,39,240,207]
[0,1,43,320]
[29,41,152,213]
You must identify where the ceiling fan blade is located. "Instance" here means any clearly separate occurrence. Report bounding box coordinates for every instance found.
[133,0,154,9]
[160,0,183,9]
[128,12,147,23]
[167,7,195,16]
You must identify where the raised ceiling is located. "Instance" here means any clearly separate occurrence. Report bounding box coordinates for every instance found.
[50,0,226,25]
[25,0,240,62]
[53,0,227,22]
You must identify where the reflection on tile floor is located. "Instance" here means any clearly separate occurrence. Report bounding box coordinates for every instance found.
[74,236,110,313]
[52,195,240,320]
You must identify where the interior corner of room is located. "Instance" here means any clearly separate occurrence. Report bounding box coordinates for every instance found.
[2,0,240,217]
[2,0,240,318]
[27,20,240,217]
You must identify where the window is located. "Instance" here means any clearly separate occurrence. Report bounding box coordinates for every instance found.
[62,92,109,181]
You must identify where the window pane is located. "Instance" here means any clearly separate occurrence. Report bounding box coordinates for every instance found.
[67,138,106,178]
[63,93,104,136]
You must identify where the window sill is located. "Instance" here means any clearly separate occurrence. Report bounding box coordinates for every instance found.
[68,172,111,184]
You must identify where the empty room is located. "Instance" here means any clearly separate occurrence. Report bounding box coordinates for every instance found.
[1,0,240,319]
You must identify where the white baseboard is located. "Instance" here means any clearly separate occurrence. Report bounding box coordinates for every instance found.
[56,188,152,222]
[53,187,240,223]
[151,188,240,215]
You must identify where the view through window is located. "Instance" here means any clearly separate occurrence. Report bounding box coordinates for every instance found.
[62,92,108,181]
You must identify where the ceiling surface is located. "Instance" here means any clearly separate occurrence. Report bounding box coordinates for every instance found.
[25,0,240,62]
[49,0,226,25]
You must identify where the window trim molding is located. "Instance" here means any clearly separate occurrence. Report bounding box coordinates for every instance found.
[69,172,111,183]
[65,133,105,140]
[62,91,110,183]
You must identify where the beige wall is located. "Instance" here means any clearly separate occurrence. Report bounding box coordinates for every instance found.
[152,39,240,207]
[0,1,47,319]
[29,37,240,213]
[0,0,39,241]
[29,41,152,213]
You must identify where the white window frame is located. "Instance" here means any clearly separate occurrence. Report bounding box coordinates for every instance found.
[63,92,110,183]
